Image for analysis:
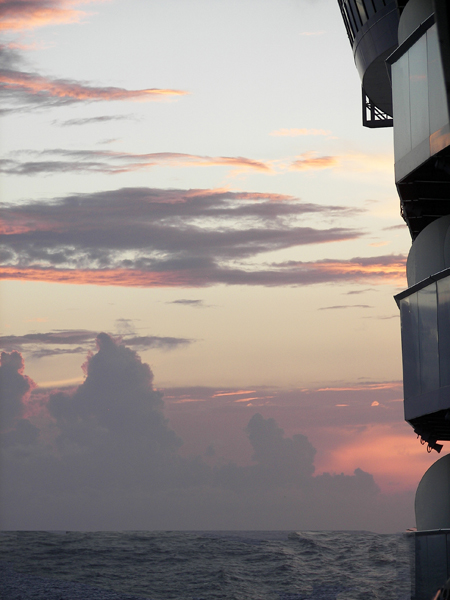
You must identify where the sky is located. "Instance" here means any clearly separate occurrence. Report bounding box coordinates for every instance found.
[0,0,445,532]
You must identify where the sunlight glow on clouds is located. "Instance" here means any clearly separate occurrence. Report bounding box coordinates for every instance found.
[0,256,407,288]
[0,0,417,532]
[290,153,338,170]
[289,152,394,174]
[0,0,107,31]
[0,149,270,175]
[0,187,366,288]
[0,46,188,113]
[318,424,442,494]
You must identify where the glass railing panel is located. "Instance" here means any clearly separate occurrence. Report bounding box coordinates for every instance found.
[392,52,412,161]
[427,24,449,135]
[400,293,421,399]
[438,277,450,387]
[418,284,439,393]
[409,34,430,149]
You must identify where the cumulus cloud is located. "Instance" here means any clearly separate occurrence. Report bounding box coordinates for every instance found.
[0,186,374,288]
[244,413,316,487]
[0,149,271,175]
[0,329,194,357]
[0,335,392,530]
[0,46,188,113]
[0,350,39,446]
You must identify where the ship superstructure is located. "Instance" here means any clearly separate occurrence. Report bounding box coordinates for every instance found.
[337,1,450,597]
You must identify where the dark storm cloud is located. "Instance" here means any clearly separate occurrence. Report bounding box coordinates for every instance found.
[0,329,194,357]
[1,336,401,531]
[0,187,372,288]
[0,45,187,113]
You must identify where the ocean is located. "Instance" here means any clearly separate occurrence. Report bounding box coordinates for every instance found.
[0,530,413,600]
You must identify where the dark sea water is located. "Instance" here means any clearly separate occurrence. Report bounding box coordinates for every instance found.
[0,531,413,600]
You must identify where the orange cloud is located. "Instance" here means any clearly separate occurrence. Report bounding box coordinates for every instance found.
[0,0,105,31]
[0,255,407,289]
[290,153,338,170]
[212,390,257,397]
[0,150,270,175]
[1,71,188,102]
[288,152,394,174]
[312,256,406,282]
[0,266,191,287]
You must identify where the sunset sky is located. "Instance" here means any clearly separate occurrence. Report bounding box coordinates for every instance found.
[0,0,444,532]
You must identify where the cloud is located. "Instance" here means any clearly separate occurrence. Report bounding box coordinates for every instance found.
[0,350,39,446]
[121,335,193,351]
[0,350,35,424]
[289,152,394,174]
[244,413,316,486]
[290,152,338,171]
[345,288,376,295]
[53,115,138,126]
[0,0,108,32]
[0,147,394,177]
[0,330,97,349]
[271,128,331,137]
[318,304,372,310]
[384,224,407,231]
[363,315,399,320]
[167,299,205,307]
[0,186,375,288]
[0,329,194,357]
[0,256,406,288]
[0,149,271,175]
[1,336,403,530]
[0,46,188,112]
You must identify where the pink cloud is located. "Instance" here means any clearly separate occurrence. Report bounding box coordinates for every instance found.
[290,152,338,170]
[0,255,407,288]
[1,71,188,102]
[0,0,105,32]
